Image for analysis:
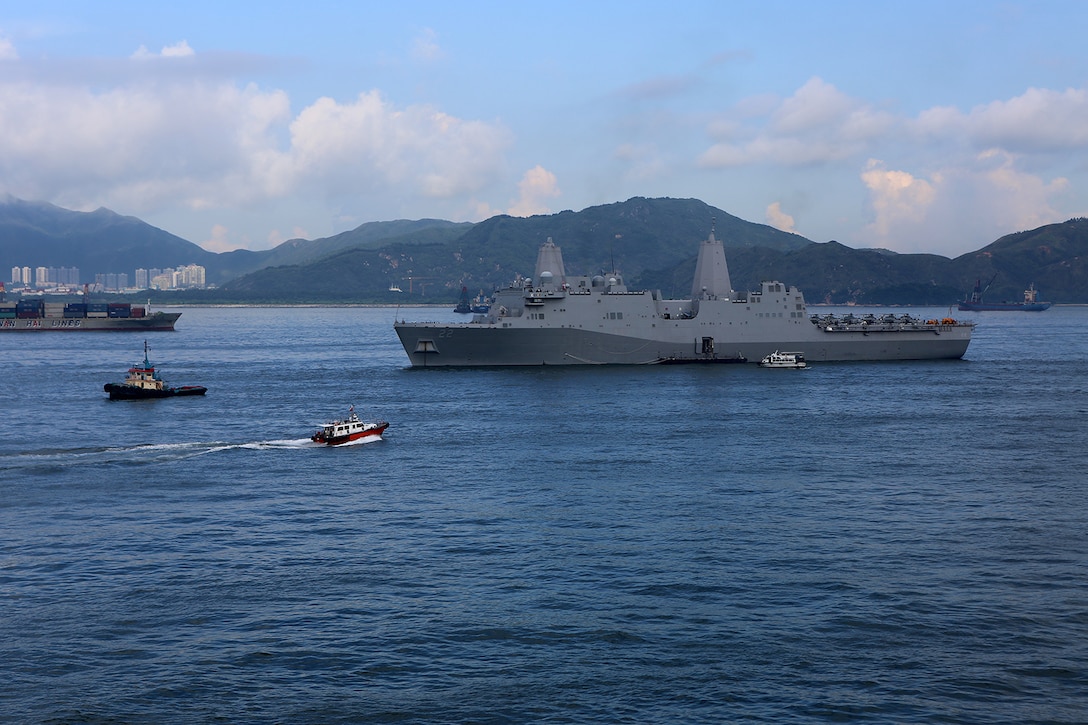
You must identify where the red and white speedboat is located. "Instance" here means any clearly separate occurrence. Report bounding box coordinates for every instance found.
[311,406,389,446]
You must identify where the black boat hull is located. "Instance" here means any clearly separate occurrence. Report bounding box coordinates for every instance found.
[103,383,207,400]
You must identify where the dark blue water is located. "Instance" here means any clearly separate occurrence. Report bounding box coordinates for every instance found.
[2,306,1086,723]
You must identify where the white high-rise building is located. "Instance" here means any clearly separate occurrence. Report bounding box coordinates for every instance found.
[35,266,49,286]
[140,265,208,290]
[21,267,31,286]
[11,267,21,284]
[179,264,206,288]
[56,267,79,285]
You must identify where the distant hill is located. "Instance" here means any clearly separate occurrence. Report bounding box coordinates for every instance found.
[221,197,1088,304]
[949,218,1088,303]
[217,197,816,302]
[0,197,221,281]
[447,197,809,278]
[640,241,968,305]
[641,217,1088,305]
[0,197,475,286]
[3,195,1087,304]
[261,219,474,265]
[208,219,473,287]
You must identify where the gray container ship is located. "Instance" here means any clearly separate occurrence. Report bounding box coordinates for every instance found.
[394,229,974,366]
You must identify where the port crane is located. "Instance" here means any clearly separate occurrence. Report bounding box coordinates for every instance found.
[402,275,440,295]
[965,273,998,304]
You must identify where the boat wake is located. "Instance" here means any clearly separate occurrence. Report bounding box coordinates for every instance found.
[236,437,316,450]
[0,436,359,474]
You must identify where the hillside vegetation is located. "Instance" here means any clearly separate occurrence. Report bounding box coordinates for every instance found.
[3,196,1086,304]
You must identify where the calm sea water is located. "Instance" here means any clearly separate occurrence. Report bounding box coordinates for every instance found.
[2,305,1086,723]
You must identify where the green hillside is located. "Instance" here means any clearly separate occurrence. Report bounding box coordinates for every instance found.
[950,218,1088,303]
[0,198,221,280]
[5,196,1087,304]
[219,199,1088,305]
[216,197,816,303]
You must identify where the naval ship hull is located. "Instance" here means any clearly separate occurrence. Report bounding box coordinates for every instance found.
[394,232,974,367]
[395,311,972,366]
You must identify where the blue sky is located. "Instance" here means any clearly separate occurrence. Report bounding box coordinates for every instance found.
[2,1,1086,256]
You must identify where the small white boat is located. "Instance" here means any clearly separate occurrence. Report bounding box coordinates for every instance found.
[311,405,389,446]
[759,350,807,369]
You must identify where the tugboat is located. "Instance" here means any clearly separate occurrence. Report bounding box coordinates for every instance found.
[311,405,389,446]
[758,350,808,369]
[103,341,207,399]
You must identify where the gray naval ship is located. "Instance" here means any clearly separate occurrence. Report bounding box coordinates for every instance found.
[394,229,974,366]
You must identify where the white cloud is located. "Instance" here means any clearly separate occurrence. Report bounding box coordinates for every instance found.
[412,28,444,62]
[0,45,512,236]
[6,31,1087,258]
[859,155,1066,255]
[613,143,667,182]
[131,40,195,59]
[199,224,237,253]
[469,200,500,220]
[701,78,1088,174]
[161,40,194,58]
[765,202,795,233]
[507,166,560,217]
[771,77,856,135]
[694,77,1088,253]
[699,77,896,168]
[263,226,310,249]
[0,37,18,60]
[859,160,937,248]
[0,75,293,213]
[914,86,1088,153]
[198,221,311,253]
[287,90,511,198]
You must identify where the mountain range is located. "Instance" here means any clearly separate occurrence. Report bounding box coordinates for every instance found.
[2,195,1086,304]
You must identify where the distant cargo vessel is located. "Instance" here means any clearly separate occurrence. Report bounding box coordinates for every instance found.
[394,228,975,366]
[957,277,1052,312]
[0,298,180,331]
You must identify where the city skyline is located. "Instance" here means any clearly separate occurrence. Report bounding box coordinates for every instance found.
[9,263,207,291]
